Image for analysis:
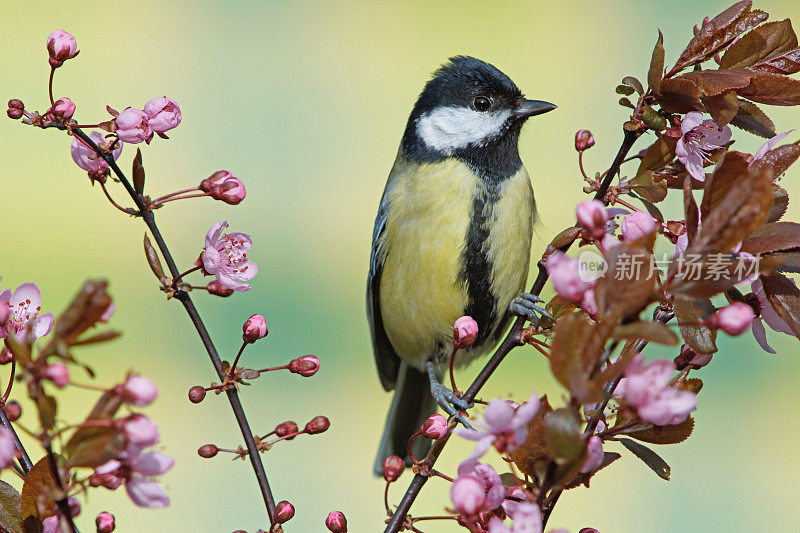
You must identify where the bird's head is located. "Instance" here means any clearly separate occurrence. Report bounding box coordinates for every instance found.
[404,56,556,159]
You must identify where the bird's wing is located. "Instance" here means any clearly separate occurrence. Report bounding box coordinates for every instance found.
[367,180,402,392]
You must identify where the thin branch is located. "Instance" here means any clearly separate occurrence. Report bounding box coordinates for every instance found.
[384,127,642,533]
[0,402,32,474]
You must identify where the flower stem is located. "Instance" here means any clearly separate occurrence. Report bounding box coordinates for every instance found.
[2,358,16,403]
[172,265,202,285]
[448,346,458,394]
[152,186,201,203]
[0,401,32,474]
[99,181,137,215]
[228,341,248,380]
[48,66,56,108]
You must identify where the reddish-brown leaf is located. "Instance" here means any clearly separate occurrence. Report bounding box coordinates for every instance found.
[627,416,695,445]
[738,72,800,105]
[684,177,700,243]
[754,47,800,75]
[612,321,679,345]
[649,30,665,93]
[628,171,668,203]
[595,245,658,317]
[680,69,754,96]
[21,458,61,521]
[751,142,800,176]
[699,151,749,219]
[761,273,800,337]
[720,19,798,69]
[766,186,789,222]
[730,99,776,138]
[741,222,800,254]
[657,77,704,113]
[675,297,718,353]
[702,90,740,125]
[638,135,678,174]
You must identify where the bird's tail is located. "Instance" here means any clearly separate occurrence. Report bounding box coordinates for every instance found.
[373,362,438,476]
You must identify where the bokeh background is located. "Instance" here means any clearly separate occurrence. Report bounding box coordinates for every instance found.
[2,0,800,531]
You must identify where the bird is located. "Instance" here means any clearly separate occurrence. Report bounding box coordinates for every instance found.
[367,56,555,474]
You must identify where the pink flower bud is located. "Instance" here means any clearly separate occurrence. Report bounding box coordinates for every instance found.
[674,344,713,370]
[188,386,206,403]
[621,211,657,241]
[212,177,247,205]
[575,129,595,151]
[576,200,608,239]
[0,428,18,470]
[325,511,347,532]
[122,375,157,406]
[242,314,268,343]
[546,251,591,303]
[4,401,21,422]
[450,476,485,515]
[711,302,755,336]
[46,29,78,67]
[420,414,448,440]
[52,97,76,119]
[453,316,479,349]
[6,107,23,120]
[274,501,295,524]
[197,444,218,458]
[274,420,298,437]
[143,97,181,133]
[8,99,24,110]
[71,131,122,173]
[200,170,234,192]
[44,363,69,387]
[305,415,330,434]
[580,435,604,474]
[382,455,405,482]
[207,280,234,297]
[114,108,152,144]
[289,355,320,377]
[95,512,115,533]
[123,414,159,450]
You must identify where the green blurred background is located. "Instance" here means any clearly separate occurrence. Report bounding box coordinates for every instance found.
[2,0,800,531]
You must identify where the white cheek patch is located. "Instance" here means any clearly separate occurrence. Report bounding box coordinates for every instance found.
[416,106,511,154]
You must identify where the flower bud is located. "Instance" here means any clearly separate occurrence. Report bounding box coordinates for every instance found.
[288,355,320,377]
[52,97,76,119]
[143,97,181,133]
[68,497,81,517]
[674,344,712,370]
[453,316,479,349]
[46,29,78,67]
[304,415,330,435]
[114,107,152,144]
[711,302,755,336]
[4,401,21,422]
[274,501,295,524]
[242,314,268,343]
[95,512,115,533]
[620,211,657,242]
[325,511,347,532]
[200,170,234,192]
[122,375,157,406]
[450,476,486,515]
[420,414,448,440]
[575,129,595,152]
[579,529,600,533]
[188,386,206,403]
[71,131,122,173]
[576,200,608,239]
[44,363,69,387]
[212,177,247,205]
[275,421,299,439]
[382,455,405,482]
[122,414,159,450]
[6,107,23,120]
[198,444,218,458]
[207,280,234,297]
[7,99,23,110]
[546,251,591,303]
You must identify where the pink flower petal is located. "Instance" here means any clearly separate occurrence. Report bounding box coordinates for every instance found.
[133,452,174,476]
[751,318,776,354]
[202,246,222,275]
[33,312,54,339]
[126,477,170,508]
[205,221,228,248]
[9,283,41,309]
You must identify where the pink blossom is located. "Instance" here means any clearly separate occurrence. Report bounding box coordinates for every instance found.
[95,449,174,508]
[488,502,543,533]
[123,414,160,454]
[143,97,181,132]
[451,460,504,516]
[675,112,731,182]
[212,177,247,205]
[579,287,598,318]
[580,436,604,474]
[751,278,795,353]
[52,97,76,119]
[70,131,122,173]
[46,29,78,66]
[200,170,235,192]
[576,200,608,240]
[0,427,18,470]
[242,314,268,343]
[616,354,696,426]
[545,252,591,303]
[44,363,69,387]
[42,516,65,533]
[456,391,538,459]
[712,302,754,335]
[114,108,152,144]
[95,512,116,533]
[421,414,448,439]
[288,355,320,377]
[620,211,657,241]
[454,316,479,348]
[750,130,793,166]
[0,283,54,342]
[199,221,258,291]
[122,375,157,406]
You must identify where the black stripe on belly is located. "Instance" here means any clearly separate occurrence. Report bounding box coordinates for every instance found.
[461,180,503,346]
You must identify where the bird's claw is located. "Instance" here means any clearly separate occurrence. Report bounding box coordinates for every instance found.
[427,361,474,429]
[510,292,553,325]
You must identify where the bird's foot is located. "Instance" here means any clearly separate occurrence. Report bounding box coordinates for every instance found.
[510,292,553,325]
[426,361,474,429]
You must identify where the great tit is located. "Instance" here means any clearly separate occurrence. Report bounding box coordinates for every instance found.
[368,56,555,473]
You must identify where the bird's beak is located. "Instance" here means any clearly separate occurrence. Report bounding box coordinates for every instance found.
[514,99,557,119]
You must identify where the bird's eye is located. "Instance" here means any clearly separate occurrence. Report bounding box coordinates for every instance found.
[472,96,491,112]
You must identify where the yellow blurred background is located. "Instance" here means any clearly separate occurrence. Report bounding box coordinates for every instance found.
[2,0,800,531]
